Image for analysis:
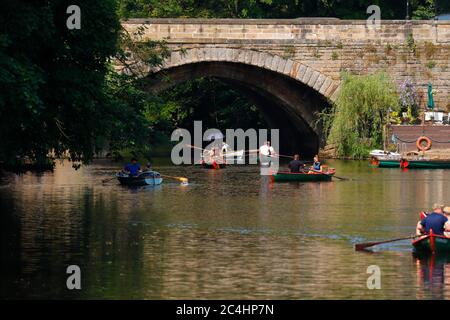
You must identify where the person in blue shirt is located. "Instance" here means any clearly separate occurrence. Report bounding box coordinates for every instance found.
[416,204,450,236]
[312,155,321,171]
[123,158,141,177]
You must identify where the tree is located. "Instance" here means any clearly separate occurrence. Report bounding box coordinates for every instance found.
[0,0,121,166]
[116,0,433,19]
[321,72,399,159]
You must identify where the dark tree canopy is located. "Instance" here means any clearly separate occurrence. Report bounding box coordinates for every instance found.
[117,0,447,20]
[0,0,120,165]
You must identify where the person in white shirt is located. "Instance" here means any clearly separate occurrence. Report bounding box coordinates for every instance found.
[259,141,276,166]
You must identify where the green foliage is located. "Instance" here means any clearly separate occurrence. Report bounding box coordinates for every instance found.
[406,33,416,53]
[152,78,267,133]
[331,51,338,60]
[426,61,436,69]
[117,0,440,20]
[0,0,121,166]
[1,0,441,168]
[321,72,399,159]
[412,0,435,19]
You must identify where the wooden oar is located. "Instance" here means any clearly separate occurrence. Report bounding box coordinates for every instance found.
[102,176,117,183]
[186,144,206,151]
[355,235,421,251]
[311,169,348,181]
[277,154,294,159]
[160,174,189,184]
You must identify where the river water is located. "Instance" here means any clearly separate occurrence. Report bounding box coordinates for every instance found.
[0,159,449,299]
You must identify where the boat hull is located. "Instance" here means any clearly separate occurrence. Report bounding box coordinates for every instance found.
[377,160,402,168]
[201,162,226,169]
[378,159,450,169]
[405,160,450,169]
[272,171,333,182]
[117,172,163,186]
[413,234,450,254]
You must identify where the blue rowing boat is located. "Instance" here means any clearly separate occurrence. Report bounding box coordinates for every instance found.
[116,171,163,186]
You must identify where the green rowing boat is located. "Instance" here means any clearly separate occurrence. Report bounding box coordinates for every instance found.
[377,160,401,168]
[272,171,334,182]
[413,232,450,254]
[377,159,450,169]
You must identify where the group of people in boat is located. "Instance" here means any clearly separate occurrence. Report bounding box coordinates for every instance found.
[202,143,227,165]
[203,140,276,165]
[288,154,322,173]
[416,203,450,237]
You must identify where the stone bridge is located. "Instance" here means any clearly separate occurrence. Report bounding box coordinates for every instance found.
[121,18,450,156]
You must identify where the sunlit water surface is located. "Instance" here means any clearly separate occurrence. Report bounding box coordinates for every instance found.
[1,159,449,299]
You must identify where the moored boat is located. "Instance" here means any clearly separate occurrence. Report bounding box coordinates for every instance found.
[402,159,450,169]
[272,169,336,182]
[369,149,401,160]
[413,231,450,254]
[377,159,402,168]
[200,160,226,169]
[377,159,450,169]
[117,171,163,186]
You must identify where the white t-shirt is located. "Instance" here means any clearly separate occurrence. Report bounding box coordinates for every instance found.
[259,145,275,156]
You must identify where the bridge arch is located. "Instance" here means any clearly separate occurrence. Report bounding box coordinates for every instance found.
[142,48,341,156]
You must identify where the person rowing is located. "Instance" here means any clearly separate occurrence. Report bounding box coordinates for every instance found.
[144,162,152,172]
[416,203,450,237]
[123,157,142,177]
[444,207,450,237]
[259,141,276,166]
[288,154,305,173]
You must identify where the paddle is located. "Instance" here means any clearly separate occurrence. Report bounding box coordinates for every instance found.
[102,176,117,184]
[355,235,421,251]
[311,169,348,181]
[160,174,189,185]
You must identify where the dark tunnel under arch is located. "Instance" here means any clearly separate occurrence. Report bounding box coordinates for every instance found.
[144,60,335,157]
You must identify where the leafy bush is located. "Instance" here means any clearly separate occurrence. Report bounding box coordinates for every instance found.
[321,72,399,159]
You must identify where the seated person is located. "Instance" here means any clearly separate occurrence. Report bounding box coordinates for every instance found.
[309,155,322,173]
[416,203,450,236]
[288,154,305,173]
[123,157,141,177]
[259,141,276,166]
[144,162,152,172]
[444,207,450,237]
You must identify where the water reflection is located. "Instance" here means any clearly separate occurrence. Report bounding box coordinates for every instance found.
[0,160,450,299]
[414,254,450,300]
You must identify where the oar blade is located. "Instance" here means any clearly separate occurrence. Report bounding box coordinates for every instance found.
[334,176,349,181]
[354,235,417,251]
[354,242,378,251]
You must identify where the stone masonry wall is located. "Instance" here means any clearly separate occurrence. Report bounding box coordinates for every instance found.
[122,18,450,110]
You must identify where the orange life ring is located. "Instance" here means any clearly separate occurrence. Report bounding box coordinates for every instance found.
[416,136,432,151]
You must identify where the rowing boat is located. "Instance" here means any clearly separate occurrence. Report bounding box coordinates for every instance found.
[376,160,403,168]
[402,160,450,169]
[200,160,226,169]
[413,230,450,254]
[117,171,163,186]
[272,170,335,182]
[377,159,450,169]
